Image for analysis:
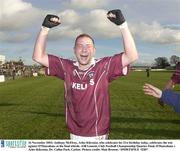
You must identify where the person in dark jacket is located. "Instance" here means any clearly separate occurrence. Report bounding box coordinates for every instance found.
[143,83,180,113]
[157,62,180,106]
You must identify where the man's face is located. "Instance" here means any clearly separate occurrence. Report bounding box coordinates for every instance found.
[74,36,95,69]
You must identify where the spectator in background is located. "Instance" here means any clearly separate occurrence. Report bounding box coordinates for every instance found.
[12,67,16,80]
[146,67,150,78]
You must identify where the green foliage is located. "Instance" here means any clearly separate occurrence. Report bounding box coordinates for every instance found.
[0,72,180,139]
[154,57,170,68]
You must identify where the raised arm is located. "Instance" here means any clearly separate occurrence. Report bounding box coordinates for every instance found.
[32,14,61,67]
[107,9,138,67]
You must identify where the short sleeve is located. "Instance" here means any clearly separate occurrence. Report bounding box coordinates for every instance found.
[45,54,65,80]
[107,53,130,82]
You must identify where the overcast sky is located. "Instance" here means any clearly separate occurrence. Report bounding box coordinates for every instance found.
[0,0,180,65]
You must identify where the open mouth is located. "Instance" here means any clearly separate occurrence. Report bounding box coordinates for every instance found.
[80,54,88,61]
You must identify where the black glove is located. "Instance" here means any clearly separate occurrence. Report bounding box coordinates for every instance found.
[42,14,60,28]
[107,9,125,25]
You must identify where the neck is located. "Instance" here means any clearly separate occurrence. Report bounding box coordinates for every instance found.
[79,64,91,70]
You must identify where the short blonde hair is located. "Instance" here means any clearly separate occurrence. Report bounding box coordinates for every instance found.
[75,33,94,45]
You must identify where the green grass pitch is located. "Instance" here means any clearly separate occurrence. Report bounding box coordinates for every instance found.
[0,71,180,139]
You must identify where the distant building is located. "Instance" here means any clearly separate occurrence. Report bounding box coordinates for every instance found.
[0,55,5,65]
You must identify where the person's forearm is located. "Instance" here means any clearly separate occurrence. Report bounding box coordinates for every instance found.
[121,23,138,66]
[33,14,60,67]
[33,27,49,67]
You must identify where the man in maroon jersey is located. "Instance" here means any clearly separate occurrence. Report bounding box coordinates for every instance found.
[33,9,138,139]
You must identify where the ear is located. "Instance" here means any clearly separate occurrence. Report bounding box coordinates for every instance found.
[93,47,96,57]
[73,47,78,59]
[73,46,76,54]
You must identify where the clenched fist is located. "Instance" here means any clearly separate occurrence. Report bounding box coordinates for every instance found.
[107,9,125,26]
[42,14,61,28]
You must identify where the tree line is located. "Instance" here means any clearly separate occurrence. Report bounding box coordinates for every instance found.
[153,55,179,69]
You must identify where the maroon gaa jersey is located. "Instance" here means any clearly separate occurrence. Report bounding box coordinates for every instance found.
[171,62,180,84]
[46,53,129,137]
